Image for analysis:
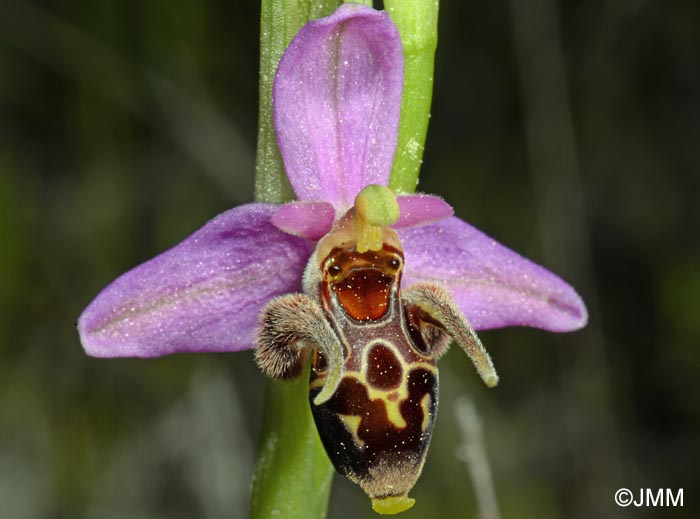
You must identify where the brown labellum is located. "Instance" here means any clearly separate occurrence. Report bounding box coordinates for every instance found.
[255,210,498,514]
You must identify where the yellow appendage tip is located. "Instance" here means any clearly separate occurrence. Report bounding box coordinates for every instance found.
[371,495,415,515]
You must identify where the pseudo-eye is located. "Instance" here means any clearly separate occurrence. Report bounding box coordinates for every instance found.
[255,186,498,515]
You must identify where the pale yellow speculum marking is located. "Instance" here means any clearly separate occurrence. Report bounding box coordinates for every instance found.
[341,371,409,429]
[420,393,431,431]
[383,393,407,429]
[309,376,327,391]
[338,414,364,448]
[311,340,437,441]
[311,366,436,433]
[361,343,429,428]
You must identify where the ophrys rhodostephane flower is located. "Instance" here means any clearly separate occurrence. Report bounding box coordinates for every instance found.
[78,4,587,515]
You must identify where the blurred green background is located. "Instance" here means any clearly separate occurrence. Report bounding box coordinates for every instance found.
[1,1,698,518]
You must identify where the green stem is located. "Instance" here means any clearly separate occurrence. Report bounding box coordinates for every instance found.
[250,365,334,519]
[251,1,341,518]
[385,0,439,195]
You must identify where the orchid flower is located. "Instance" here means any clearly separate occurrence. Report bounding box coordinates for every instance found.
[78,3,586,515]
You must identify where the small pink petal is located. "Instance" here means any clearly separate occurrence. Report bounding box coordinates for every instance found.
[394,194,454,229]
[399,216,588,332]
[271,201,336,240]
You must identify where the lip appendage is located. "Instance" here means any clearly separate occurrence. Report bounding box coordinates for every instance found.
[255,186,498,515]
